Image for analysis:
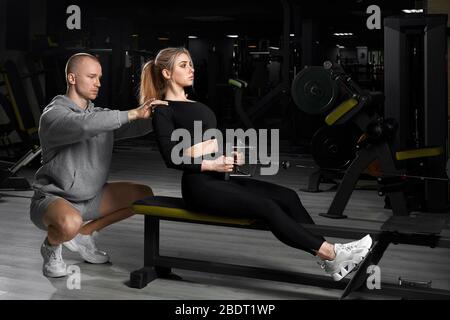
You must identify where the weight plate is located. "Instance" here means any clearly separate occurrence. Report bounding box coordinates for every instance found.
[291,66,339,115]
[311,124,361,169]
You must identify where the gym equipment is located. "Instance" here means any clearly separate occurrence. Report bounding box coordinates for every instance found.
[25,54,46,109]
[227,0,292,129]
[291,66,339,115]
[0,60,41,159]
[129,196,450,299]
[228,79,252,128]
[293,62,441,218]
[299,123,363,193]
[292,64,380,193]
[291,161,450,182]
[310,123,360,169]
[1,60,39,136]
[0,146,41,196]
[384,14,448,212]
[292,60,447,219]
[0,92,20,159]
[364,117,398,143]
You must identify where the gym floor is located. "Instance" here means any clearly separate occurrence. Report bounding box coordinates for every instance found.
[1,136,449,300]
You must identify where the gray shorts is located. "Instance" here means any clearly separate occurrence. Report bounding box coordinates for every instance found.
[30,187,105,231]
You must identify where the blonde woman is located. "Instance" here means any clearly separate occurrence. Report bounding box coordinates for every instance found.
[141,47,372,281]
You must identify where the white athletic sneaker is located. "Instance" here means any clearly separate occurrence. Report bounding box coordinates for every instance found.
[63,232,110,264]
[319,234,373,281]
[41,238,67,278]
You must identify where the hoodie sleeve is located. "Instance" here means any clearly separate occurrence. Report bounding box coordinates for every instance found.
[152,107,202,173]
[39,105,129,148]
[113,118,153,141]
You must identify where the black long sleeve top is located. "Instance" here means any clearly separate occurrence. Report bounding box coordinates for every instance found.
[152,100,218,173]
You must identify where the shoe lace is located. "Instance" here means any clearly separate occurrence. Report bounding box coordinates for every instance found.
[339,242,359,252]
[49,246,63,264]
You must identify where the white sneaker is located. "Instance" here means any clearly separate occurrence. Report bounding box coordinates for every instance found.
[319,235,373,281]
[63,232,110,264]
[41,238,67,278]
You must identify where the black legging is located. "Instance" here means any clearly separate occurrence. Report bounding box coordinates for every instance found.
[182,172,325,255]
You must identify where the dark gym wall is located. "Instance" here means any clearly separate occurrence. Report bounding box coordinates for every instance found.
[30,0,47,41]
[188,38,209,101]
[5,0,47,52]
[0,0,5,56]
[1,0,46,54]
[5,0,30,51]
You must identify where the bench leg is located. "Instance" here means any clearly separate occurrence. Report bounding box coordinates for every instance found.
[129,216,161,289]
[130,216,182,288]
[130,267,159,288]
[155,266,183,281]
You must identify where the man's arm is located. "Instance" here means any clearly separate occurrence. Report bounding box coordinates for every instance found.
[40,101,156,149]
[113,118,153,141]
[113,100,169,141]
[40,106,129,148]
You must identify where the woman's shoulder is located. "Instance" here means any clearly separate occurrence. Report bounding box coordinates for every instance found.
[152,103,174,118]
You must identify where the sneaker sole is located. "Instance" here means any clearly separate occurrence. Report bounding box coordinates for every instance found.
[331,248,370,281]
[63,241,109,264]
[78,248,110,264]
[43,269,67,278]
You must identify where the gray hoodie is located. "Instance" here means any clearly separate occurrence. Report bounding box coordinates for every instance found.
[33,95,152,202]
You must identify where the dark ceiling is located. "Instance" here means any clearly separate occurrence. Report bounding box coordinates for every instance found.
[53,0,419,49]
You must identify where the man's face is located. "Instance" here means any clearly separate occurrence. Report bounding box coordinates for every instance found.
[70,58,102,101]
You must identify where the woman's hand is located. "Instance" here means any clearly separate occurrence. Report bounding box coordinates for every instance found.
[231,151,245,166]
[201,155,234,173]
[128,99,168,121]
[184,139,219,158]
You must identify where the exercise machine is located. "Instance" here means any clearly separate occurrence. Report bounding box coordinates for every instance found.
[227,0,292,130]
[0,145,41,199]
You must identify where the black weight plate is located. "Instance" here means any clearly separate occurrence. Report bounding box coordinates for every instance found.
[291,66,339,115]
[311,124,361,169]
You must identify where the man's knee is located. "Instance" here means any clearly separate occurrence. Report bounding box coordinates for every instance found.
[54,213,83,240]
[133,184,153,200]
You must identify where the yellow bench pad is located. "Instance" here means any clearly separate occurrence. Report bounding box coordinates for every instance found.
[133,196,257,226]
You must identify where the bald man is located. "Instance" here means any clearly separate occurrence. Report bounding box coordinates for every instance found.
[30,53,168,278]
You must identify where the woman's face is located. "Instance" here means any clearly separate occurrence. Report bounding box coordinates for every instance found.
[168,53,195,88]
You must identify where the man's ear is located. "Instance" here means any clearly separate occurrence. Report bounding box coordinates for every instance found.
[162,69,171,80]
[67,73,76,85]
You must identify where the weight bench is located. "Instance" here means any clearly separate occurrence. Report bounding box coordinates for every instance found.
[129,196,450,299]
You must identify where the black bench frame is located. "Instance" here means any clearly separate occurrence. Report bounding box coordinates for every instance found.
[130,209,450,300]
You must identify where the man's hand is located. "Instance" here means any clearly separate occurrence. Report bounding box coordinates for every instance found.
[128,99,168,121]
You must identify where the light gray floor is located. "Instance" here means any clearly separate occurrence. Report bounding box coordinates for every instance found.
[1,139,449,300]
